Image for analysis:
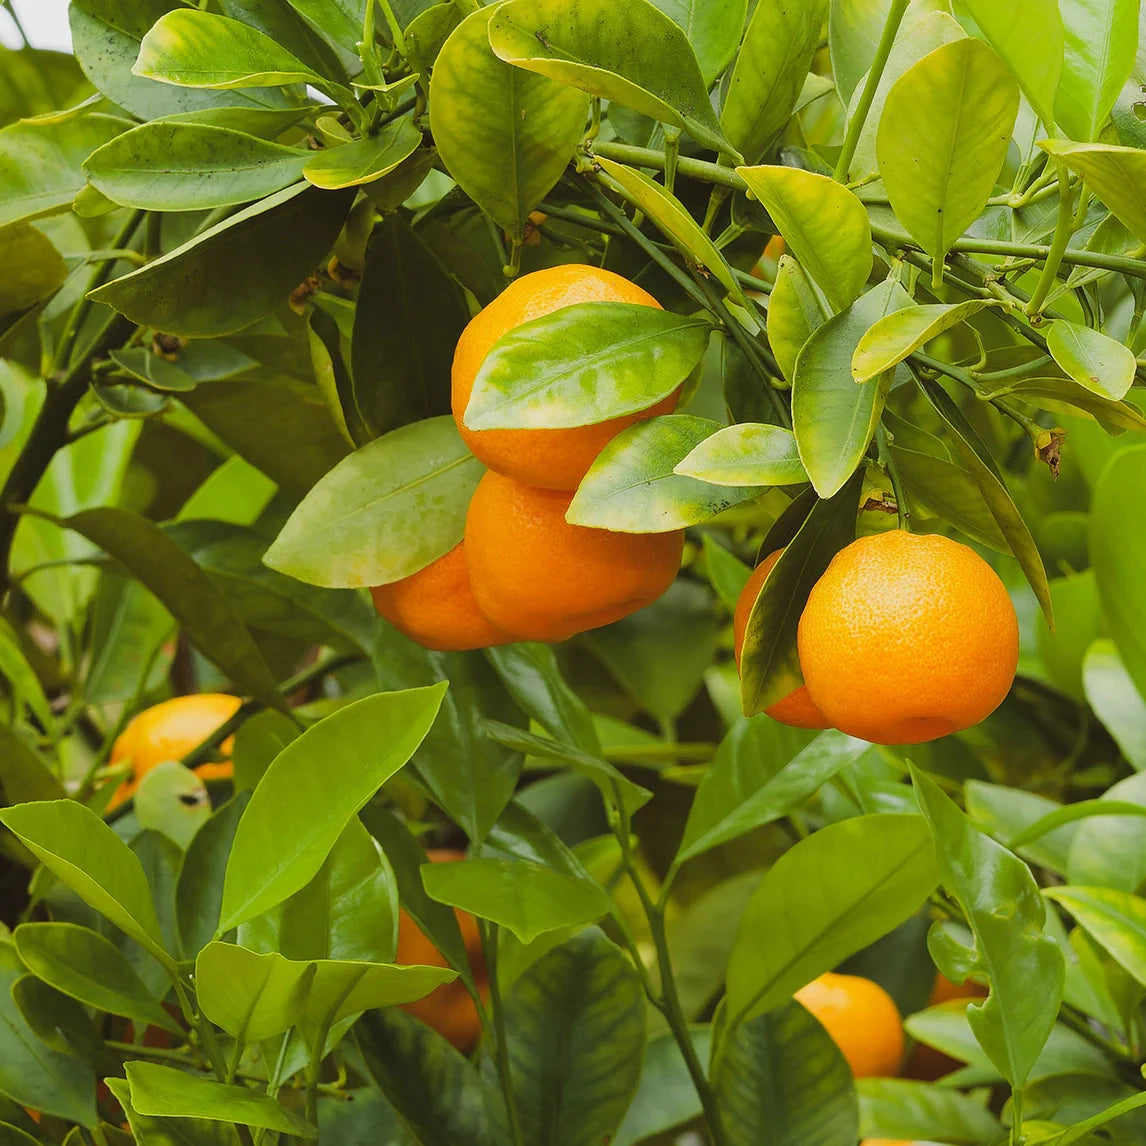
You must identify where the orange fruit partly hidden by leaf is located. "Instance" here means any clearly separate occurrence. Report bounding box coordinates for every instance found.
[907,974,990,1080]
[396,848,487,1051]
[370,542,517,652]
[465,470,684,642]
[451,263,681,491]
[929,972,988,1006]
[109,693,242,808]
[797,531,1019,745]
[733,551,831,730]
[794,972,904,1078]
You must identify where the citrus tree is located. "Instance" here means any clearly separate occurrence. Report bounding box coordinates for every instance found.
[0,0,1145,1143]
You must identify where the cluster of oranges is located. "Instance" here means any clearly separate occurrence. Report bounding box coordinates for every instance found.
[370,264,686,650]
[735,529,1020,745]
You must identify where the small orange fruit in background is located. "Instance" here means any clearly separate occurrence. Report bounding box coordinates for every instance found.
[452,263,680,491]
[109,693,242,808]
[465,470,684,642]
[907,973,990,1081]
[794,972,904,1078]
[396,849,487,1051]
[797,531,1019,745]
[370,542,517,651]
[733,551,831,729]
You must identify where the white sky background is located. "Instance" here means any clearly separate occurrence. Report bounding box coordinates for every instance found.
[1,0,74,52]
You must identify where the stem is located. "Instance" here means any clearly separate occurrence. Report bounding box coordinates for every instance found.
[482,923,526,1146]
[833,0,910,182]
[1011,1086,1024,1146]
[1026,163,1075,317]
[876,423,909,530]
[589,141,745,192]
[4,1,29,47]
[662,126,681,196]
[374,0,408,59]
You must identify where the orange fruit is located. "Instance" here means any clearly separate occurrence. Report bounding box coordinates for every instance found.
[733,551,831,729]
[465,470,684,642]
[929,972,988,1006]
[109,693,242,808]
[451,264,681,491]
[797,531,1019,745]
[907,974,990,1080]
[397,849,487,1051]
[794,972,904,1078]
[370,542,517,652]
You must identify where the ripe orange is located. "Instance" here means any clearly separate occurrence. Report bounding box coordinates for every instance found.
[109,693,242,808]
[907,973,990,1081]
[794,972,904,1078]
[929,972,988,1006]
[370,542,517,652]
[797,531,1019,745]
[396,849,487,1051]
[451,264,680,491]
[733,551,831,729]
[465,470,684,642]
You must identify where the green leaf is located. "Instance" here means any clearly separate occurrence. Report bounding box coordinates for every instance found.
[1040,140,1146,242]
[829,0,894,103]
[1045,319,1135,401]
[736,166,872,312]
[302,958,455,1035]
[216,0,351,82]
[135,10,326,89]
[219,685,447,932]
[739,471,862,713]
[430,8,589,236]
[488,0,733,158]
[911,764,1065,1088]
[614,1028,710,1146]
[0,945,95,1128]
[1055,0,1138,141]
[135,761,211,851]
[1044,886,1146,990]
[232,712,299,793]
[1083,639,1146,771]
[1043,1090,1146,1146]
[105,1077,236,1146]
[851,301,999,383]
[677,727,867,865]
[0,114,126,226]
[1066,772,1146,892]
[0,727,65,806]
[0,802,172,971]
[857,1077,1001,1143]
[466,303,709,430]
[567,414,757,531]
[964,781,1075,876]
[90,183,354,338]
[0,617,54,733]
[125,1061,317,1137]
[648,0,746,85]
[85,121,308,211]
[957,0,1063,127]
[13,923,178,1035]
[303,117,423,189]
[176,794,249,959]
[877,37,1019,272]
[702,535,751,611]
[721,0,830,163]
[196,942,314,1042]
[726,812,938,1026]
[986,375,1146,434]
[264,416,484,588]
[56,506,284,711]
[793,278,912,498]
[0,224,67,318]
[500,928,646,1146]
[422,857,610,944]
[285,0,367,61]
[767,254,828,382]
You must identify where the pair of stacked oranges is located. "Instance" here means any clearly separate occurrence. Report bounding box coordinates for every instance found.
[370,265,686,650]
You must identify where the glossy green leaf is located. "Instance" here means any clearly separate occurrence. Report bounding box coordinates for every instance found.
[285,0,367,58]
[216,0,350,80]
[422,857,610,944]
[134,761,211,851]
[500,928,645,1146]
[91,183,354,338]
[1044,886,1146,990]
[303,958,455,1036]
[303,117,423,189]
[488,0,732,157]
[1083,639,1146,771]
[108,348,196,392]
[197,942,310,1042]
[721,0,830,163]
[125,1062,316,1137]
[105,1077,235,1146]
[1041,140,1146,241]
[702,535,751,610]
[957,0,1063,127]
[987,375,1146,435]
[14,922,178,1035]
[177,794,249,959]
[218,685,447,932]
[648,0,746,85]
[857,1077,1001,1143]
[1045,319,1135,401]
[1066,772,1146,892]
[0,802,171,971]
[614,1028,710,1146]
[964,781,1075,876]
[466,303,709,430]
[1042,1090,1146,1146]
[715,999,858,1146]
[1055,0,1138,141]
[793,279,912,498]
[676,725,866,865]
[829,0,894,102]
[737,166,872,311]
[852,301,998,383]
[0,224,67,318]
[135,10,326,89]
[567,414,758,531]
[767,254,828,382]
[264,416,483,588]
[0,727,65,806]
[912,765,1065,1087]
[878,38,1019,270]
[430,8,588,236]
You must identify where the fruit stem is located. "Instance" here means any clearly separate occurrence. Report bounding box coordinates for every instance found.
[481,922,527,1146]
[876,423,910,531]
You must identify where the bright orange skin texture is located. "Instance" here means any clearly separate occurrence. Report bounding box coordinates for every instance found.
[109,693,242,808]
[797,531,1019,745]
[733,551,831,730]
[794,972,905,1079]
[465,470,684,642]
[396,849,487,1051]
[451,263,680,491]
[370,542,518,652]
